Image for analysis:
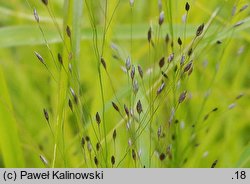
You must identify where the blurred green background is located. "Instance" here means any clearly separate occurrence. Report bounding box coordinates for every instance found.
[0,0,250,168]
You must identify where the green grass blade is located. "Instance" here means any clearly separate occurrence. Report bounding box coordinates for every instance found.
[236,146,250,167]
[0,66,25,167]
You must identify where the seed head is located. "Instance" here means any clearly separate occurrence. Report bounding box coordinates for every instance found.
[85,136,90,142]
[66,25,71,38]
[95,112,101,125]
[185,2,190,11]
[188,48,193,56]
[159,153,166,161]
[96,142,101,151]
[138,65,143,78]
[157,82,165,95]
[94,156,98,166]
[212,107,218,112]
[34,51,46,66]
[161,71,168,79]
[33,9,39,23]
[57,53,63,65]
[168,53,174,63]
[136,100,143,115]
[211,160,218,168]
[148,27,152,43]
[40,155,48,166]
[130,65,135,80]
[159,57,165,68]
[159,11,165,26]
[124,104,130,117]
[41,0,48,6]
[126,57,131,71]
[68,99,73,111]
[132,149,136,160]
[196,23,205,37]
[184,61,193,73]
[179,91,187,103]
[112,102,120,112]
[43,108,49,122]
[101,57,107,70]
[239,4,248,12]
[70,87,78,104]
[178,37,182,46]
[180,55,185,66]
[111,155,115,165]
[133,79,139,94]
[81,137,85,147]
[165,34,170,45]
[112,129,117,141]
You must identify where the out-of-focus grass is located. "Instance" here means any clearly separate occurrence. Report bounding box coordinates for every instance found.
[0,0,249,168]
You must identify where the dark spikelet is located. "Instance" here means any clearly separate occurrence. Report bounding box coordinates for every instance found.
[81,137,85,147]
[40,155,48,166]
[157,82,165,95]
[185,2,190,11]
[100,57,107,70]
[203,114,209,121]
[111,155,115,165]
[179,91,187,103]
[161,71,168,79]
[34,51,46,66]
[159,153,166,161]
[184,61,193,73]
[136,100,143,115]
[68,99,73,111]
[211,160,218,168]
[159,57,165,68]
[239,4,248,12]
[212,107,218,112]
[33,9,39,23]
[94,156,98,166]
[41,0,48,6]
[159,11,165,26]
[133,80,139,94]
[138,65,143,78]
[66,25,71,38]
[196,23,204,37]
[236,93,244,100]
[126,57,131,71]
[112,129,117,141]
[112,102,120,112]
[70,87,78,104]
[148,27,152,42]
[178,37,182,46]
[95,112,101,125]
[130,65,135,80]
[188,66,193,76]
[85,136,90,142]
[43,109,49,122]
[188,48,193,56]
[216,40,222,44]
[57,53,63,65]
[234,21,244,27]
[124,104,130,117]
[165,34,170,45]
[132,149,136,160]
[168,53,174,63]
[96,142,101,151]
